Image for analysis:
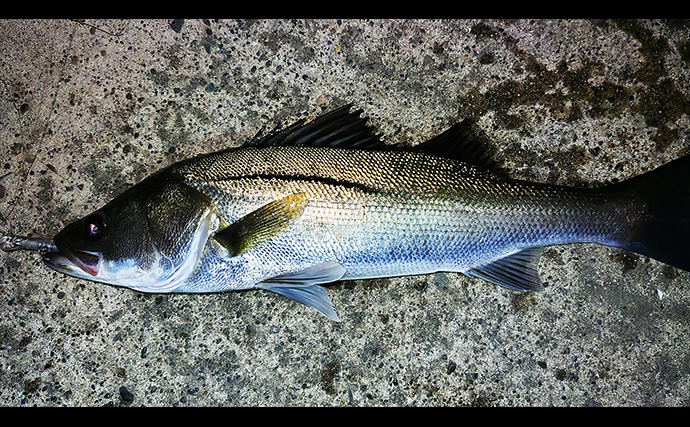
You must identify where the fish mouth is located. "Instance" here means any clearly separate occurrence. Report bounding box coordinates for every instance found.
[43,246,101,277]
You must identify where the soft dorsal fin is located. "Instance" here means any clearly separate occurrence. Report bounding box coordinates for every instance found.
[246,104,385,150]
[415,119,508,178]
[466,247,545,291]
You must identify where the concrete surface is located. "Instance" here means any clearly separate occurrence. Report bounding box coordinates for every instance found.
[1,19,690,406]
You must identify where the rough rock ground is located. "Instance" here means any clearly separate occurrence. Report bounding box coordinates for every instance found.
[1,19,689,406]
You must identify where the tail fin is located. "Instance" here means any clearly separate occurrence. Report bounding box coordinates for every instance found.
[613,155,690,272]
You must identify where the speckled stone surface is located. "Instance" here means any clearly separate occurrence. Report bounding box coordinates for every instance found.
[1,19,690,406]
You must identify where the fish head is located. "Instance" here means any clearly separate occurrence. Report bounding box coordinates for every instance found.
[43,176,217,292]
[44,193,149,281]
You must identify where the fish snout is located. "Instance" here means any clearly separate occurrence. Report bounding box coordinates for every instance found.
[43,246,101,277]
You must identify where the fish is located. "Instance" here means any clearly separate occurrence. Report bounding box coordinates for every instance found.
[3,105,690,321]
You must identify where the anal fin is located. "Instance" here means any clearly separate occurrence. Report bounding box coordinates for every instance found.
[257,262,346,321]
[466,247,544,292]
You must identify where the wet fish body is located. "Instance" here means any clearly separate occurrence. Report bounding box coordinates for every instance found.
[16,105,690,320]
[173,144,626,287]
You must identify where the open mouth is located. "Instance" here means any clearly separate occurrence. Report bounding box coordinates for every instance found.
[43,246,101,276]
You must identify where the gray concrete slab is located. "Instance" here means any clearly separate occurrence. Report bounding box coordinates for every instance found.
[1,19,689,406]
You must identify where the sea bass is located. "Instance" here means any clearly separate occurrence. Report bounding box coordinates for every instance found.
[3,105,690,321]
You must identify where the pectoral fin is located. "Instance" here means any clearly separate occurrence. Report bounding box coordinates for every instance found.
[257,262,347,321]
[214,193,307,257]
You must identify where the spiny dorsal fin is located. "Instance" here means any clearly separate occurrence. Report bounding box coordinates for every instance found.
[466,247,544,291]
[248,105,507,177]
[246,104,385,150]
[415,119,508,178]
[214,193,307,257]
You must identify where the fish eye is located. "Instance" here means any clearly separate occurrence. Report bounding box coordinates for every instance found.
[82,212,107,240]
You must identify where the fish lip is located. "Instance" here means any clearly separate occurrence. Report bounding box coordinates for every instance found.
[43,245,101,276]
